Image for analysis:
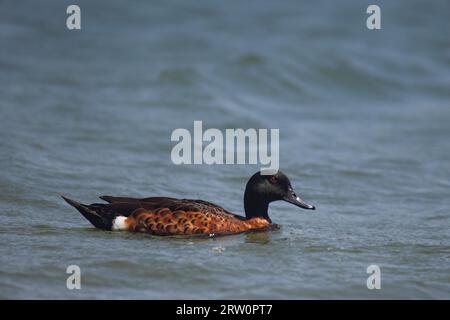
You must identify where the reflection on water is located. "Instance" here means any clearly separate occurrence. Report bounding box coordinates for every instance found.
[244,232,274,245]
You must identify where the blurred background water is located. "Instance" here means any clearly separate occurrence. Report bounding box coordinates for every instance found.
[1,0,449,299]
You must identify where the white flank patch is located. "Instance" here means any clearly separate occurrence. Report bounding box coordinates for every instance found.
[112,216,128,231]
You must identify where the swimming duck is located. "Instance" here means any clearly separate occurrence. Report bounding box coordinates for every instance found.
[62,170,315,237]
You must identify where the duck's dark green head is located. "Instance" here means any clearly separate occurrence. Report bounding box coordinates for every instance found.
[244,170,315,221]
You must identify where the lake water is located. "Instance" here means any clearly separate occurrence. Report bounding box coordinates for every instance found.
[1,0,449,299]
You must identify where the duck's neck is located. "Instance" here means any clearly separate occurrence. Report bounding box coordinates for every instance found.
[244,191,271,223]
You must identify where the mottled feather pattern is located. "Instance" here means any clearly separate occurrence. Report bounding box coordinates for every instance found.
[125,207,273,236]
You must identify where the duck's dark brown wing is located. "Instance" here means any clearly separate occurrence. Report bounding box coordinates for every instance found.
[100,196,176,204]
[99,196,241,220]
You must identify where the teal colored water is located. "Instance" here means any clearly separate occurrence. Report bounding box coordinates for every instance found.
[1,0,449,299]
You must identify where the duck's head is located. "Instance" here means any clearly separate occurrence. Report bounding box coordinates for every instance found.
[243,170,315,222]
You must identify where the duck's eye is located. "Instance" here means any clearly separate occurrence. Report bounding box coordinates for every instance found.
[268,176,278,184]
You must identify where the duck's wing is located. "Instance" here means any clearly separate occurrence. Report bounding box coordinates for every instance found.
[99,196,241,220]
[99,196,177,204]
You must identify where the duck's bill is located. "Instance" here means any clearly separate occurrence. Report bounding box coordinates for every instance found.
[283,190,316,210]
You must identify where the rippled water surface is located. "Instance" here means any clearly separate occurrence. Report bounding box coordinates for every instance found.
[1,0,450,299]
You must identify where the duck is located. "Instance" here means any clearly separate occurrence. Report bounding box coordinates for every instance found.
[62,170,315,237]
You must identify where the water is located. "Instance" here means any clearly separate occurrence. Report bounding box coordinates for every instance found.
[1,0,450,299]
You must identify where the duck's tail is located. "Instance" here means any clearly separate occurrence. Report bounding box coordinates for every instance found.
[61,196,113,230]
